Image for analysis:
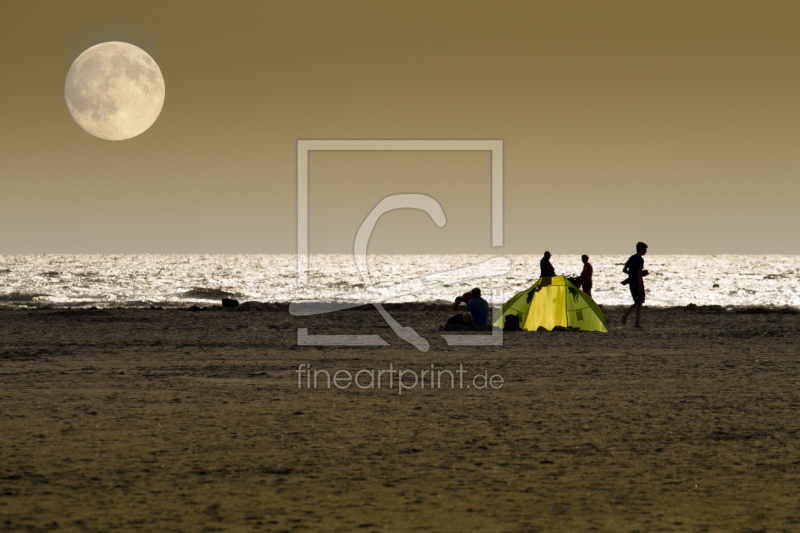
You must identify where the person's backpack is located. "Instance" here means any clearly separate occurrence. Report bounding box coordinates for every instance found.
[503,314,521,331]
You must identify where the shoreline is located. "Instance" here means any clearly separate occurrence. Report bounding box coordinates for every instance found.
[1,301,798,313]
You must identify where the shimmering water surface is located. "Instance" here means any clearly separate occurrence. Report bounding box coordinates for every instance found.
[0,255,798,308]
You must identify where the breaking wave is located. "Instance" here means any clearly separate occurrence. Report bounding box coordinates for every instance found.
[0,292,50,302]
[180,287,242,300]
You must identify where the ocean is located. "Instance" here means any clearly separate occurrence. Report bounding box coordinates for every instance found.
[0,254,798,309]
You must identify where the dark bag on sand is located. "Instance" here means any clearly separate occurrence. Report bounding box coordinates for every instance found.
[446,313,468,326]
[441,313,474,331]
[621,270,649,285]
[503,314,521,331]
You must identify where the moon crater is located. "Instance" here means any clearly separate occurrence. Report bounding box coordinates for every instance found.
[65,42,165,141]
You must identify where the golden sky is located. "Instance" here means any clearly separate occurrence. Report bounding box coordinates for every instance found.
[1,0,798,254]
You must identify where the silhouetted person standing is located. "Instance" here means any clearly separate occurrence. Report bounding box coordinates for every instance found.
[580,255,593,297]
[622,242,648,328]
[540,251,555,278]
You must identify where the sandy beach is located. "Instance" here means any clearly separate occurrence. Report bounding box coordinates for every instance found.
[1,304,799,532]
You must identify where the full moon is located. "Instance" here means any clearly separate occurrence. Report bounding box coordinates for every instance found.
[65,42,165,141]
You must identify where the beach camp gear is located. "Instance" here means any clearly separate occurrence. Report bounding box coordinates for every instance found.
[492,276,608,332]
[502,314,521,331]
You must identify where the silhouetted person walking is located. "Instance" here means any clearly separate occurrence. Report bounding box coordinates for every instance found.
[622,242,648,328]
[540,251,555,278]
[580,255,593,297]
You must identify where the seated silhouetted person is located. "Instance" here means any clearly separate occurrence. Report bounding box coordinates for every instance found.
[451,290,474,312]
[466,287,489,326]
[540,251,556,278]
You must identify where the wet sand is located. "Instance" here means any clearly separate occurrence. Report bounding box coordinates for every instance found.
[1,305,799,532]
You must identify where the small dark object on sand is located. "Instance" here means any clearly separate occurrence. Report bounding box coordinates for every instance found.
[222,298,239,308]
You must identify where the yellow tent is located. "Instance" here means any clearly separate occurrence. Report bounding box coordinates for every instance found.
[492,276,608,332]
